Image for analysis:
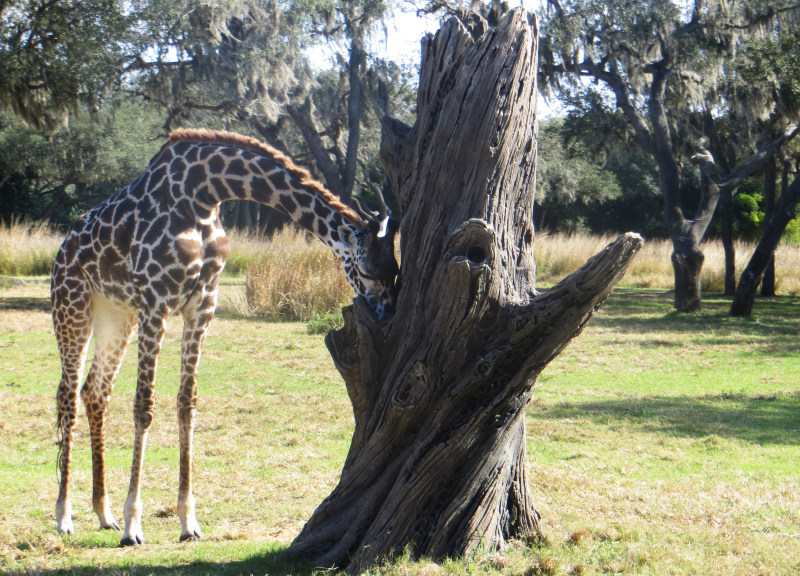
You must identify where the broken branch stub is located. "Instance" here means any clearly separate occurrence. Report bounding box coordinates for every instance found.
[288,9,642,573]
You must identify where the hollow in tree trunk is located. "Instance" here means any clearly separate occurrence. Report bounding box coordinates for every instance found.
[288,11,642,572]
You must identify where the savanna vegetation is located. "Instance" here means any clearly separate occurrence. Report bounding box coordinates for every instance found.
[3,0,800,573]
[1,230,799,575]
[3,0,800,314]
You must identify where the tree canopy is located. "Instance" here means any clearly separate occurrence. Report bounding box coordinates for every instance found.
[0,0,135,130]
[1,0,418,227]
[537,0,800,311]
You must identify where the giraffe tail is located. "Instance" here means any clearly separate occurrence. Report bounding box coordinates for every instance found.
[55,383,67,482]
[55,401,64,481]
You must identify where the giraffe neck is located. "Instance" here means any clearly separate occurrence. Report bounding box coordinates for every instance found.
[156,129,366,251]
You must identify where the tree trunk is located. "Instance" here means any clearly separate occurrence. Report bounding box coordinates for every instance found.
[234,199,252,231]
[343,28,366,202]
[731,173,800,316]
[720,186,736,295]
[671,244,704,312]
[288,10,642,572]
[761,156,777,296]
[287,98,348,199]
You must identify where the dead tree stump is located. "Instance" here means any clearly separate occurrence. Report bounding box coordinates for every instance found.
[288,10,643,572]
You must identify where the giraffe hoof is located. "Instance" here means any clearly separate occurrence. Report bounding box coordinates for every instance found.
[179,530,202,542]
[101,521,121,531]
[120,535,143,546]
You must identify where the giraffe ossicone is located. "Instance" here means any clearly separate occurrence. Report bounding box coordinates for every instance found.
[51,129,399,545]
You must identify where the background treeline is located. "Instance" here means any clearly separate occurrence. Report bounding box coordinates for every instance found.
[1,0,418,229]
[4,99,796,243]
[3,0,800,314]
[1,0,795,238]
[537,114,800,243]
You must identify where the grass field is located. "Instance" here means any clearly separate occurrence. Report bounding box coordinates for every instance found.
[1,241,800,574]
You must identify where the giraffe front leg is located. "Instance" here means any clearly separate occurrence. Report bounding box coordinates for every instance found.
[121,310,167,546]
[176,293,216,542]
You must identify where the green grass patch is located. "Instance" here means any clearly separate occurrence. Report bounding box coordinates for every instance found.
[1,280,799,575]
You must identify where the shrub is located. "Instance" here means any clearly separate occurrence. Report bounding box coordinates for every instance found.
[0,219,61,276]
[244,229,352,320]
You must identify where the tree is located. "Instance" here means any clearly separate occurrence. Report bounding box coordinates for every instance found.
[536,115,622,233]
[723,25,800,305]
[0,102,163,225]
[731,170,800,316]
[129,0,409,225]
[0,0,136,130]
[1,1,414,228]
[535,99,674,238]
[538,0,800,311]
[287,10,642,571]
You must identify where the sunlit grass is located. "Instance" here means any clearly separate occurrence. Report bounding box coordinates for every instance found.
[1,278,798,575]
[243,229,352,320]
[6,218,800,320]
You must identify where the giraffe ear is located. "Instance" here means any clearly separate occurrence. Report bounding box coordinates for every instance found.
[338,225,358,250]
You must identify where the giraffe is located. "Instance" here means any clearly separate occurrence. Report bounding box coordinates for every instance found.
[51,128,399,546]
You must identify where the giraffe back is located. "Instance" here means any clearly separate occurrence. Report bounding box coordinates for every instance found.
[55,159,230,315]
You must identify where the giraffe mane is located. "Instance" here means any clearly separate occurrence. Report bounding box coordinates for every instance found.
[164,128,366,228]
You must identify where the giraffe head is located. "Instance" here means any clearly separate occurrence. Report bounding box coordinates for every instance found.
[338,217,400,318]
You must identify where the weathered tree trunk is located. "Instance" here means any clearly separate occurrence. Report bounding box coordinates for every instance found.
[288,11,642,572]
[731,172,800,317]
[666,143,720,312]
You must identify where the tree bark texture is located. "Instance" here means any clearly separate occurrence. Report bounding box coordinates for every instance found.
[671,246,704,312]
[761,157,777,296]
[720,187,736,295]
[288,10,642,572]
[664,143,719,312]
[731,173,800,317]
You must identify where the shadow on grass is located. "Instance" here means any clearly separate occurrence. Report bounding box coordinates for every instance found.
[531,392,800,445]
[4,546,323,576]
[0,296,51,312]
[593,289,800,347]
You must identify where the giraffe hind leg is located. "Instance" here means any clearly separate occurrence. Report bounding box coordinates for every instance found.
[53,271,94,535]
[81,306,136,531]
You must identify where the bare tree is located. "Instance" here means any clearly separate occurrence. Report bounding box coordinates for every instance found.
[288,10,642,572]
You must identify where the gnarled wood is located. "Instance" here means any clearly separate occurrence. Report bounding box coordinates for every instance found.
[288,10,642,572]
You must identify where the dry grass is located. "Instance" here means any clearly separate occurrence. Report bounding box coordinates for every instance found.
[1,277,799,575]
[243,229,352,320]
[534,232,800,294]
[0,220,62,276]
[239,229,800,323]
[8,218,800,321]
